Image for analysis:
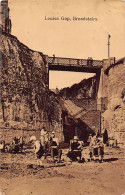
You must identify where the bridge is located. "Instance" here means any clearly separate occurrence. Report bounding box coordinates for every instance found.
[47,56,103,96]
[48,56,103,73]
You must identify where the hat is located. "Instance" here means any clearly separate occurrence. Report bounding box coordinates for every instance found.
[30,136,36,142]
[52,131,55,134]
[73,136,79,140]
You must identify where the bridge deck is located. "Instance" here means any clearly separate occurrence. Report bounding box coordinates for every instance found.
[48,57,103,68]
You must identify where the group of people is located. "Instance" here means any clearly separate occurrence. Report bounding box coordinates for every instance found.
[12,136,24,153]
[1,127,109,166]
[0,136,24,153]
[33,128,106,166]
[67,131,105,162]
[33,127,62,166]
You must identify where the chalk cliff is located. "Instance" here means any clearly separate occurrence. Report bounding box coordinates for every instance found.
[0,33,62,131]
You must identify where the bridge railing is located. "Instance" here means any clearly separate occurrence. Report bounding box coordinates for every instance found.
[48,57,103,68]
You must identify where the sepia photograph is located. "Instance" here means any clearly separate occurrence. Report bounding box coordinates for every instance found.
[0,0,125,194]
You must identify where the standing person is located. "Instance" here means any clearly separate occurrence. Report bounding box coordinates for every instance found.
[44,130,49,143]
[96,129,100,137]
[52,54,55,64]
[103,129,108,144]
[44,130,49,159]
[87,134,92,145]
[89,134,98,160]
[40,127,46,146]
[97,139,104,162]
[89,134,97,147]
[40,127,49,158]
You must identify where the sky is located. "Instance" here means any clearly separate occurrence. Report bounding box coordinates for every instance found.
[8,0,125,89]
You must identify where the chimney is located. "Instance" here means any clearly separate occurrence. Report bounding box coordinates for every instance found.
[0,0,11,34]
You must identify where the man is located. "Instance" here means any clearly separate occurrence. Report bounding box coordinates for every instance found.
[34,140,44,166]
[103,129,108,145]
[40,127,48,146]
[96,130,100,137]
[50,131,62,162]
[89,135,104,162]
[87,134,92,145]
[17,136,24,153]
[89,134,97,147]
[52,54,55,63]
[12,137,20,153]
[97,139,104,162]
[68,136,82,161]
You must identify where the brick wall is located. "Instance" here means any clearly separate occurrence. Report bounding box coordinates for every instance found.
[81,110,101,133]
[73,98,97,111]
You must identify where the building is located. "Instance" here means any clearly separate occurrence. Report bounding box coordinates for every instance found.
[61,99,101,143]
[0,0,11,34]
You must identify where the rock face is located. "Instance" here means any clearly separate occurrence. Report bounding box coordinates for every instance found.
[0,33,62,133]
[100,58,125,147]
[59,76,97,110]
[59,76,96,100]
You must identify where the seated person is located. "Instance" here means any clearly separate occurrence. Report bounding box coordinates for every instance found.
[89,135,104,161]
[68,136,82,161]
[50,131,62,162]
[12,137,20,153]
[70,136,81,151]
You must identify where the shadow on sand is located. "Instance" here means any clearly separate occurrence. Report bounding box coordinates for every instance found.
[104,158,118,162]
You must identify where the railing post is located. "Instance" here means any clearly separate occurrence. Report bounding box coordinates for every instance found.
[69,58,71,66]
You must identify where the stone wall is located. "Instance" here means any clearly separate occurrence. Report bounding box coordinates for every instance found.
[98,58,125,147]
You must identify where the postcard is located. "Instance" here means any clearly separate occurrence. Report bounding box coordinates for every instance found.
[0,0,125,194]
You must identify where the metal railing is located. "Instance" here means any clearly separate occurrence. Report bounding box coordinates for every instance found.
[48,57,103,68]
